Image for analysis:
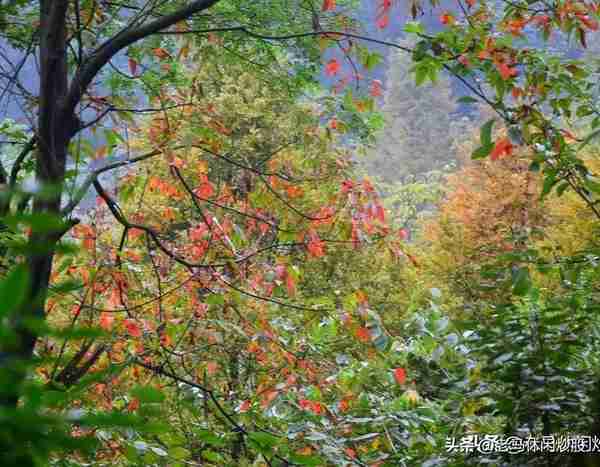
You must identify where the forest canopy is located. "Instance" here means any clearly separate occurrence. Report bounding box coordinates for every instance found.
[2,1,600,466]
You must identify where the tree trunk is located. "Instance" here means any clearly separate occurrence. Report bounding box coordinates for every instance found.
[0,0,74,405]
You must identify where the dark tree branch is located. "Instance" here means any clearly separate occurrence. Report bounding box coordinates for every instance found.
[64,0,221,118]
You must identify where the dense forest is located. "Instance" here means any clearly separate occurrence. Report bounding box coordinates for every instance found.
[2,1,600,466]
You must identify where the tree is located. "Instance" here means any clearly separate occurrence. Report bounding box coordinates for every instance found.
[0,0,392,463]
[3,0,600,465]
[364,43,478,182]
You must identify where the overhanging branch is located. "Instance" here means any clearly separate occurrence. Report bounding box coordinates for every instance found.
[64,0,221,117]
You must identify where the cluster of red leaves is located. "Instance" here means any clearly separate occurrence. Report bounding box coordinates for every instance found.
[299,398,323,414]
[72,224,96,251]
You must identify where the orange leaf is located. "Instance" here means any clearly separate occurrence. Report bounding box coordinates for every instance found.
[94,145,108,160]
[128,228,145,240]
[206,361,219,375]
[159,331,172,347]
[261,389,279,408]
[195,175,215,199]
[152,47,170,60]
[286,185,304,198]
[339,397,350,412]
[286,273,297,297]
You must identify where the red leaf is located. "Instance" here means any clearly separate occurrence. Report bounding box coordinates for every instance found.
[299,399,322,414]
[341,179,354,193]
[128,57,138,76]
[374,203,385,223]
[496,61,518,80]
[127,398,140,412]
[99,312,114,331]
[322,0,335,11]
[195,175,215,199]
[370,79,383,97]
[356,326,370,343]
[239,400,251,413]
[339,397,350,412]
[440,12,454,25]
[376,14,389,29]
[458,54,470,67]
[307,231,326,258]
[299,399,312,410]
[490,137,514,161]
[124,319,142,338]
[325,58,341,76]
[576,13,599,31]
[507,18,528,36]
[394,367,407,385]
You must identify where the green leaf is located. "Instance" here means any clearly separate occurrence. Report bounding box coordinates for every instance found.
[472,144,493,159]
[248,431,279,450]
[288,453,326,466]
[4,212,68,234]
[131,386,165,403]
[556,182,570,197]
[457,96,478,104]
[205,294,225,306]
[541,173,558,198]
[202,450,224,463]
[512,267,532,296]
[365,52,382,71]
[584,178,600,193]
[404,21,425,34]
[169,447,190,460]
[480,119,495,147]
[195,429,226,447]
[0,265,29,319]
[579,128,600,150]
